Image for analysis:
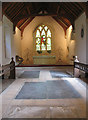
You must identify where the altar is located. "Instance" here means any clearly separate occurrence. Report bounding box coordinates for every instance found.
[33,56,56,65]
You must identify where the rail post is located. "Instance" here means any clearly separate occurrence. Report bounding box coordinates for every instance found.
[2,65,4,79]
[10,57,15,79]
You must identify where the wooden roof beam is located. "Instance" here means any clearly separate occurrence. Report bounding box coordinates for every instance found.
[21,17,35,37]
[26,6,31,15]
[60,17,70,27]
[58,19,68,28]
[72,2,83,13]
[18,18,28,28]
[24,3,31,15]
[12,4,25,20]
[61,7,75,19]
[56,5,60,14]
[13,13,57,26]
[6,3,19,17]
[74,2,84,11]
[68,2,81,15]
[56,16,70,27]
[31,13,57,16]
[11,5,24,20]
[75,2,87,21]
[78,2,86,11]
[2,2,11,14]
[59,14,74,26]
[63,3,78,18]
[9,3,23,18]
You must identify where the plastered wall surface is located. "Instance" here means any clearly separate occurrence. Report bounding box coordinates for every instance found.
[66,26,75,64]
[14,27,22,57]
[75,12,86,63]
[2,16,22,65]
[86,19,88,64]
[2,15,15,65]
[2,15,76,65]
[21,16,68,65]
[0,21,2,65]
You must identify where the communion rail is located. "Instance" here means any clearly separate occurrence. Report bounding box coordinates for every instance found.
[0,57,15,79]
[74,62,88,77]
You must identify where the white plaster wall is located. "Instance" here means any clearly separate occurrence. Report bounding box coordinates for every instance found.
[22,16,67,65]
[75,12,86,63]
[2,15,15,65]
[66,26,75,65]
[0,21,2,65]
[0,1,2,66]
[14,27,21,57]
[86,19,88,64]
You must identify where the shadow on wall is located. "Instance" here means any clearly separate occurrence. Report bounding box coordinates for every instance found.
[23,47,67,65]
[56,47,64,64]
[22,47,68,65]
[23,48,33,64]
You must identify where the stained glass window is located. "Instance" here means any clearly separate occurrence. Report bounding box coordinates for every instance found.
[35,25,51,52]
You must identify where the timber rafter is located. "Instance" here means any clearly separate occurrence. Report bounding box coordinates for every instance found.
[2,2,86,34]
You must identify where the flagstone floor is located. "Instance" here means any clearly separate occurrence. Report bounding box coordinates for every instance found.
[0,67,87,119]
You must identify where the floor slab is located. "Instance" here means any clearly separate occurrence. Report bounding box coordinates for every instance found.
[0,67,87,119]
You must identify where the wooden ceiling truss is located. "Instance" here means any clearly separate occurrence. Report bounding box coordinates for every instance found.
[2,2,86,36]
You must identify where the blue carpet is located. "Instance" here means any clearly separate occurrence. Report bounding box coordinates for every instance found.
[50,71,73,78]
[15,80,81,99]
[18,71,40,78]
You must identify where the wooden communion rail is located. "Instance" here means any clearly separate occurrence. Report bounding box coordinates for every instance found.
[0,58,88,79]
[0,57,15,79]
[74,62,88,78]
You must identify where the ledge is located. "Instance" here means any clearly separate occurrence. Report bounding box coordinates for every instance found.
[33,56,56,59]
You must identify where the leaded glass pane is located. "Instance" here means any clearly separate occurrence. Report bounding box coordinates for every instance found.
[36,30,40,37]
[41,43,46,50]
[42,25,44,27]
[47,29,51,37]
[39,26,42,31]
[43,35,45,38]
[41,29,45,36]
[43,39,46,45]
[36,45,40,51]
[44,26,48,31]
[47,46,51,50]
[47,38,51,46]
[36,38,40,45]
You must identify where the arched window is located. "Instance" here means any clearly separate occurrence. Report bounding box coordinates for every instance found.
[35,25,51,52]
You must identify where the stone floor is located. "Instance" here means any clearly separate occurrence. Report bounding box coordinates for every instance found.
[0,66,87,119]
